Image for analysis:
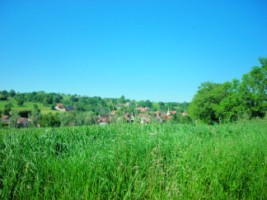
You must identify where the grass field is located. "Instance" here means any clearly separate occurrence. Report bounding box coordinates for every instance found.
[0,99,57,115]
[0,120,266,199]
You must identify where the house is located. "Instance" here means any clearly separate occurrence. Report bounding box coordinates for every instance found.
[125,102,131,106]
[137,113,150,124]
[166,109,177,116]
[97,115,111,125]
[154,111,160,116]
[153,110,173,123]
[154,111,166,117]
[137,107,149,113]
[1,115,9,124]
[55,103,67,112]
[170,110,177,115]
[17,117,29,128]
[110,110,117,115]
[165,115,173,121]
[125,113,135,123]
[155,115,164,123]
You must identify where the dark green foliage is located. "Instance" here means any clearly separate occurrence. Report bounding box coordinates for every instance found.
[172,113,192,124]
[0,90,8,101]
[239,58,267,118]
[189,57,267,124]
[16,95,25,106]
[18,110,31,118]
[3,103,13,115]
[29,105,41,127]
[0,121,8,128]
[9,89,16,97]
[8,110,19,128]
[41,113,60,127]
[188,82,222,124]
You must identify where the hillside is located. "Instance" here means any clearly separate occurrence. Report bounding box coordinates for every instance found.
[0,90,190,128]
[0,99,58,115]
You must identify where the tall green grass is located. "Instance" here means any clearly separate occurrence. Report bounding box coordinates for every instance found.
[0,120,266,199]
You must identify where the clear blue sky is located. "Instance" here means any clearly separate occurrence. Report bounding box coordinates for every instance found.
[0,0,266,102]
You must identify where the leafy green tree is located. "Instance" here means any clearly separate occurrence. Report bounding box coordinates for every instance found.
[73,112,96,126]
[16,95,25,106]
[118,95,126,104]
[44,95,53,105]
[0,90,8,100]
[239,57,267,118]
[59,112,75,126]
[188,82,229,124]
[159,102,166,110]
[189,57,267,124]
[3,103,13,115]
[30,104,41,126]
[41,113,60,127]
[70,95,79,102]
[18,110,31,118]
[53,94,63,104]
[9,110,19,128]
[213,81,242,122]
[75,102,87,112]
[9,89,16,97]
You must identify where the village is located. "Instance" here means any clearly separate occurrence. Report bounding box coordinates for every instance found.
[1,100,190,128]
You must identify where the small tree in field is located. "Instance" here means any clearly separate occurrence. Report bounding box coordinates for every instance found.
[30,104,41,127]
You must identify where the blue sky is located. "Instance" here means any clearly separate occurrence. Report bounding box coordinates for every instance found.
[0,0,266,102]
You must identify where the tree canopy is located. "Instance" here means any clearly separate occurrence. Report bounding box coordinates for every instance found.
[189,57,267,124]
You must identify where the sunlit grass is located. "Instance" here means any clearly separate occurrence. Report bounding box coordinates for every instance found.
[0,120,266,199]
[0,99,57,114]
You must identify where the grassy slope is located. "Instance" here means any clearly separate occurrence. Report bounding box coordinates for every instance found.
[0,99,57,115]
[0,120,266,199]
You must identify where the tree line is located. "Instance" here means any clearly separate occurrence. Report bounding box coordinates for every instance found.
[0,89,189,128]
[188,57,267,124]
[2,57,264,127]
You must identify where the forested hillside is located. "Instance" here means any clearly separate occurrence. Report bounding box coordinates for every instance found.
[0,90,189,128]
[1,57,266,128]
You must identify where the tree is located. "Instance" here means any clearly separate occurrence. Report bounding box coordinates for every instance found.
[189,57,267,124]
[41,113,60,127]
[59,112,75,126]
[9,89,16,97]
[239,57,267,118]
[3,103,13,115]
[30,104,41,127]
[211,80,243,122]
[0,90,8,100]
[119,95,126,104]
[18,110,31,118]
[9,110,19,128]
[188,82,230,124]
[16,95,25,106]
[44,95,53,105]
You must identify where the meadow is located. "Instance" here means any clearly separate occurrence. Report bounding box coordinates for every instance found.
[0,120,266,199]
[0,99,57,115]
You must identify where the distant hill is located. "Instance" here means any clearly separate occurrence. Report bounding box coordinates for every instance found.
[0,90,190,128]
[0,90,189,115]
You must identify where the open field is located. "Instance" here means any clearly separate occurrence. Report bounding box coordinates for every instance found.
[0,120,267,199]
[0,99,57,115]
